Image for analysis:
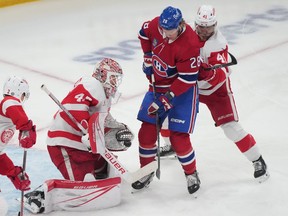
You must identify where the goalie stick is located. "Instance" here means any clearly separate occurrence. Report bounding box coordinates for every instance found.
[41,84,157,183]
[203,52,237,71]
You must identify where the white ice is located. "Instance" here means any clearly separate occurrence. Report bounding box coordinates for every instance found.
[0,0,288,215]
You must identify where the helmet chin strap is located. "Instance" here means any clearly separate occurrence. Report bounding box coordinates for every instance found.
[111,91,121,104]
[20,94,27,104]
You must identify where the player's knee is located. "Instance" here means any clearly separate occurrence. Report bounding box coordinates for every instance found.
[138,122,157,146]
[170,131,191,152]
[221,121,248,142]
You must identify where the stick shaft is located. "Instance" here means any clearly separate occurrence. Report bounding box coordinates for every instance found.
[19,149,27,216]
[151,74,161,179]
[204,52,237,71]
[41,85,87,134]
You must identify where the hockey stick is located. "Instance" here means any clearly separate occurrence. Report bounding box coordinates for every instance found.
[151,74,161,179]
[18,148,27,216]
[41,84,157,183]
[203,52,237,71]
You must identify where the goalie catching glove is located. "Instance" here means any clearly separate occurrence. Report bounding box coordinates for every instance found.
[105,124,134,151]
[86,112,134,153]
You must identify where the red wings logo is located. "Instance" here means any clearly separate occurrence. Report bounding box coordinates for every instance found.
[1,129,14,144]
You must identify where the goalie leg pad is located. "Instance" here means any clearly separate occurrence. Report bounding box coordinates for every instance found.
[23,177,122,214]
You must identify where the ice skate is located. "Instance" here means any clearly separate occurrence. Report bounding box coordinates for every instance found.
[253,155,270,183]
[186,170,201,197]
[23,190,45,214]
[159,144,176,159]
[131,172,155,192]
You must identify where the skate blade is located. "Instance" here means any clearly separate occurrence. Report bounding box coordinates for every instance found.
[131,184,151,194]
[189,190,199,199]
[160,154,177,160]
[256,171,270,183]
[131,188,141,194]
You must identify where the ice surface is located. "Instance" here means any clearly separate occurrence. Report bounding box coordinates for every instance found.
[0,0,288,215]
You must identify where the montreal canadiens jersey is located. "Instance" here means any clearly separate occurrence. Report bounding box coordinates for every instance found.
[46,76,111,151]
[138,16,202,96]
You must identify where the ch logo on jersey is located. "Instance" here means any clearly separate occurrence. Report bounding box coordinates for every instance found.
[152,55,168,77]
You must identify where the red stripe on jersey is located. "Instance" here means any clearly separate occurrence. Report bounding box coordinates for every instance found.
[48,130,82,142]
[45,177,121,192]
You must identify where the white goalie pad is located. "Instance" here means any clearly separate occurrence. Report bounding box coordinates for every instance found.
[22,177,121,214]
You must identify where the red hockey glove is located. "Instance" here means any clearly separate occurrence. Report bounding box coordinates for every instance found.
[198,62,216,81]
[148,91,174,116]
[142,52,153,76]
[0,153,15,176]
[19,125,37,148]
[7,166,31,191]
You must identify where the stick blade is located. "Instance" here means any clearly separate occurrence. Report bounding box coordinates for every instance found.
[156,168,160,179]
[130,161,158,183]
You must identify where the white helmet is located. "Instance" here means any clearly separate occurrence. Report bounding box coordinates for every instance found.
[3,76,30,101]
[93,58,123,98]
[195,5,217,27]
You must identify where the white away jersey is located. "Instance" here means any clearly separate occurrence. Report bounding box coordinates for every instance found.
[46,76,111,151]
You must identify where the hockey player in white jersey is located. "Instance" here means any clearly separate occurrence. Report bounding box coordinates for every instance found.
[0,76,36,192]
[160,5,269,183]
[22,58,135,214]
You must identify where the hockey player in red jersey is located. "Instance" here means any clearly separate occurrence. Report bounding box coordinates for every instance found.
[160,5,269,183]
[0,76,36,191]
[132,6,202,195]
[22,58,135,214]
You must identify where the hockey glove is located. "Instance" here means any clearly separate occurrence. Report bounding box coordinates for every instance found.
[115,127,134,148]
[19,125,37,148]
[198,62,216,81]
[148,91,174,116]
[142,52,153,76]
[8,166,31,191]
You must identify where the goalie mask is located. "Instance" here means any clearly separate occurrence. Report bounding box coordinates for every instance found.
[93,58,123,98]
[3,76,30,103]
